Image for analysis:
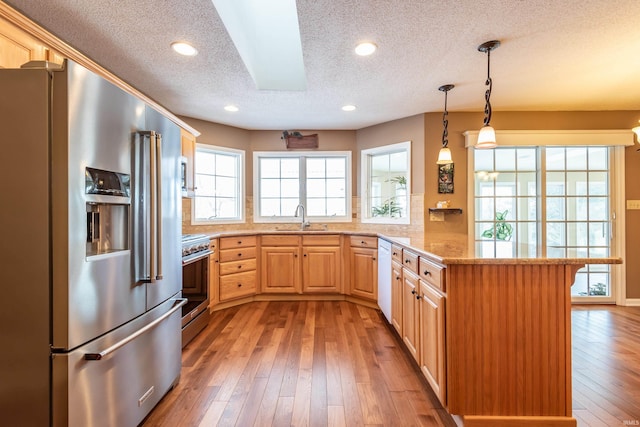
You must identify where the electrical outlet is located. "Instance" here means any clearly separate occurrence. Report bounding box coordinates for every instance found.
[627,200,640,210]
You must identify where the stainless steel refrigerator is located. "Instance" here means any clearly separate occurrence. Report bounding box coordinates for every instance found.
[0,59,185,426]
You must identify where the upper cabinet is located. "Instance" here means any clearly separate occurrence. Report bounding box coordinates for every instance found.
[180,129,196,198]
[0,17,64,68]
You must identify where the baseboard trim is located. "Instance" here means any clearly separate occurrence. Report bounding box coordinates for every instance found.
[623,298,640,306]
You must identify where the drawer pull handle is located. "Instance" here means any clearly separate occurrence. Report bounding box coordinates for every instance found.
[237,240,242,244]
[238,265,242,269]
[237,283,242,287]
[411,289,416,295]
[238,253,242,257]
[361,240,366,245]
[424,270,431,276]
[405,259,410,264]
[416,295,421,300]
[393,252,397,256]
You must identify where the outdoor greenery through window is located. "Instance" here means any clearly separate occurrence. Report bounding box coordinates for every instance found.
[192,144,244,223]
[361,141,411,224]
[473,146,612,299]
[253,151,351,222]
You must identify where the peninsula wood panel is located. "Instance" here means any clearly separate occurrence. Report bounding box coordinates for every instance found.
[446,263,580,425]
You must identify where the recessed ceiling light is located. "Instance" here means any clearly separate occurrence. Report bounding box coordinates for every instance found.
[355,42,377,56]
[171,42,198,56]
[224,105,239,112]
[342,105,356,112]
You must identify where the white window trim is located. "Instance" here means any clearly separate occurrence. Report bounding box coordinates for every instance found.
[465,133,626,305]
[253,151,352,223]
[191,144,245,225]
[361,141,411,225]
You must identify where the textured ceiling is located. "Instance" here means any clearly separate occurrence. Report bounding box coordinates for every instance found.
[5,0,640,130]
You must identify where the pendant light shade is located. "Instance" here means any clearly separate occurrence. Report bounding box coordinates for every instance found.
[437,84,455,165]
[476,125,497,149]
[476,40,500,149]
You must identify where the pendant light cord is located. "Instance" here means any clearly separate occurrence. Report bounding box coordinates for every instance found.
[484,49,493,126]
[442,90,449,148]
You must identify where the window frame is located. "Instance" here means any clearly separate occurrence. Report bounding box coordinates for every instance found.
[191,143,245,225]
[252,151,352,223]
[360,141,412,225]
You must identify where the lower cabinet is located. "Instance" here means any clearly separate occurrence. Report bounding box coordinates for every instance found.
[419,280,446,404]
[218,236,257,302]
[349,236,378,301]
[261,245,301,293]
[302,246,341,293]
[402,268,420,362]
[391,260,403,335]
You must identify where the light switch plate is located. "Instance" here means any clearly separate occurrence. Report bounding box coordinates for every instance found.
[627,200,640,210]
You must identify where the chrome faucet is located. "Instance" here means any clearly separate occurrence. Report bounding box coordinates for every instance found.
[294,204,310,230]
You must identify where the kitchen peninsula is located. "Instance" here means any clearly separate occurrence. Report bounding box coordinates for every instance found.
[200,230,621,427]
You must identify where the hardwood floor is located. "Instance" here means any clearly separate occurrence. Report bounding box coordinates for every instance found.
[142,302,640,427]
[572,305,640,427]
[143,301,453,427]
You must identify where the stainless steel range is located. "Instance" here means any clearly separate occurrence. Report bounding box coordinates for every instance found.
[181,234,212,346]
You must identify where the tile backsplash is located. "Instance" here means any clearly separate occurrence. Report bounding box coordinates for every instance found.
[182,194,425,235]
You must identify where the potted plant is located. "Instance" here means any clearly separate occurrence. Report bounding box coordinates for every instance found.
[482,210,513,241]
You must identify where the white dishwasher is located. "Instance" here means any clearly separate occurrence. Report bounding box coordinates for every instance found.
[377,239,392,323]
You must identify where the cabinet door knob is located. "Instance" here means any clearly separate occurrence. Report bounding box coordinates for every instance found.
[237,283,242,287]
[238,265,242,269]
[393,252,397,256]
[424,270,431,276]
[396,276,400,280]
[238,253,242,257]
[237,240,242,244]
[416,295,421,300]
[405,259,410,264]
[411,289,416,295]
[372,257,376,261]
[303,254,307,257]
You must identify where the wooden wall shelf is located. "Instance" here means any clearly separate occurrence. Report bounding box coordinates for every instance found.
[428,208,463,214]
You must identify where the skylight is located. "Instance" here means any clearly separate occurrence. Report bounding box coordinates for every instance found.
[212,0,307,91]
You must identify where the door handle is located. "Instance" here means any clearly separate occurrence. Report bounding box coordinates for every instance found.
[84,298,187,360]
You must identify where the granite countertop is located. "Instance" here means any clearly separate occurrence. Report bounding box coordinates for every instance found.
[196,229,622,266]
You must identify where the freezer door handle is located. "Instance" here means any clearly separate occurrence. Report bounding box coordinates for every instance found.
[155,132,163,280]
[84,298,187,360]
[149,131,157,282]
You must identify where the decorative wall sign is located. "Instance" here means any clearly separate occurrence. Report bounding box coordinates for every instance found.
[438,163,454,194]
[282,130,319,149]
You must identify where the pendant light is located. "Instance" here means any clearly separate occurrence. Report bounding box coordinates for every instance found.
[476,40,500,149]
[437,84,454,164]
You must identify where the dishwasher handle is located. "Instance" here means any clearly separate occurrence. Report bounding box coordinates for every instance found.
[84,298,187,361]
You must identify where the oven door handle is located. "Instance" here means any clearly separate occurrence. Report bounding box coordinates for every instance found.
[182,250,212,265]
[84,298,187,361]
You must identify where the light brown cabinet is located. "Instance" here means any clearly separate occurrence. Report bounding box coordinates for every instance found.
[260,235,300,293]
[419,279,446,405]
[301,234,341,293]
[209,238,219,307]
[348,238,378,302]
[402,268,420,362]
[0,17,63,68]
[218,236,257,302]
[391,260,403,335]
[180,129,196,197]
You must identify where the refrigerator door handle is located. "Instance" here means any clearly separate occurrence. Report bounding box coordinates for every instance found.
[84,298,187,360]
[149,131,158,282]
[155,132,163,280]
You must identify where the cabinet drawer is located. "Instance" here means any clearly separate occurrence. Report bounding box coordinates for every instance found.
[219,271,256,301]
[302,234,341,246]
[219,258,257,276]
[350,235,377,248]
[402,249,419,274]
[391,244,403,264]
[261,234,301,246]
[419,258,445,292]
[219,246,257,263]
[219,235,257,250]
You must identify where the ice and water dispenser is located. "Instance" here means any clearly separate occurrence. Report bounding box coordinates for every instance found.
[85,167,130,258]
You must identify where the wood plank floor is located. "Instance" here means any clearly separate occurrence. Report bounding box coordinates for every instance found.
[142,302,640,427]
[142,301,455,427]
[571,305,640,427]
